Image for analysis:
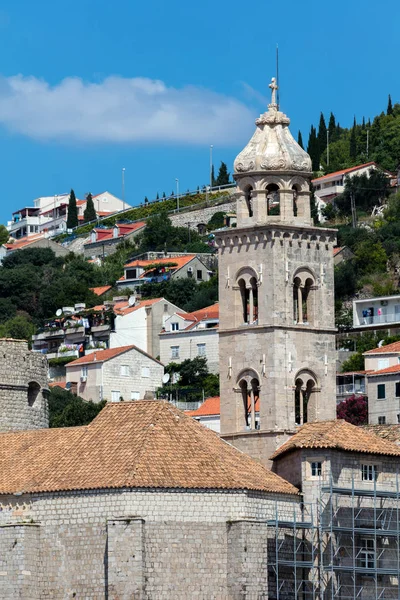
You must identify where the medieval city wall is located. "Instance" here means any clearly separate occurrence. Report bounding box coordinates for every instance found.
[0,488,299,599]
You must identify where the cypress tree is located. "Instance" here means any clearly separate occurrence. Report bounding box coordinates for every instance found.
[83,193,96,223]
[297,131,304,149]
[215,161,231,186]
[349,119,357,160]
[66,189,78,229]
[307,126,319,171]
[328,112,336,142]
[211,165,216,187]
[317,113,327,161]
[162,192,166,198]
[144,196,149,204]
[156,192,159,200]
[362,116,366,130]
[387,94,393,115]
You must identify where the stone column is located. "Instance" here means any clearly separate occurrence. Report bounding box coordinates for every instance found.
[297,286,303,324]
[249,286,254,324]
[250,389,256,430]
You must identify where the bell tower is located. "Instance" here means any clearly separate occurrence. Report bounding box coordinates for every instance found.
[217,78,337,465]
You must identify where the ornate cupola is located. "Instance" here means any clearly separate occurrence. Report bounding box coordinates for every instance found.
[234,77,312,227]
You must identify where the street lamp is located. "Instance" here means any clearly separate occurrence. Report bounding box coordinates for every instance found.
[122,167,126,212]
[210,145,213,189]
[175,178,179,212]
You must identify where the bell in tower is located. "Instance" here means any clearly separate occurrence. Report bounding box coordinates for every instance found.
[216,77,337,466]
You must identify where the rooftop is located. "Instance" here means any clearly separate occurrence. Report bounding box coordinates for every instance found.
[186,394,259,417]
[270,420,400,460]
[66,344,162,367]
[311,162,381,183]
[124,254,197,270]
[90,285,112,297]
[364,341,400,355]
[364,424,400,444]
[367,364,400,376]
[0,401,298,495]
[113,297,165,317]
[4,234,48,250]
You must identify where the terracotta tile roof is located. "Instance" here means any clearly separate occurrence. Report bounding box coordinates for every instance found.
[364,341,400,355]
[113,297,163,316]
[186,394,260,417]
[270,420,400,460]
[311,162,379,183]
[364,424,400,444]
[333,247,344,256]
[4,234,46,250]
[367,364,400,376]
[90,285,112,297]
[177,303,219,324]
[87,222,145,244]
[48,381,67,389]
[0,401,298,495]
[66,344,162,367]
[124,254,197,270]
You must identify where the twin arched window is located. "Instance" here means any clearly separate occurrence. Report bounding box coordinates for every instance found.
[293,272,315,325]
[237,272,258,325]
[294,372,317,425]
[238,371,260,430]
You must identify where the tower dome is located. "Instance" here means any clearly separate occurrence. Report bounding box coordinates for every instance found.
[234,77,311,175]
[233,77,313,227]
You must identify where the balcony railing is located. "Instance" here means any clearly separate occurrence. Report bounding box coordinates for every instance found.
[336,384,366,395]
[356,311,400,327]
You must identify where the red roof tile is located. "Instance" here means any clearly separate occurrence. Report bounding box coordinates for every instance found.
[364,341,400,355]
[113,297,163,316]
[4,234,47,250]
[367,364,400,376]
[0,401,298,495]
[186,394,259,417]
[90,286,112,297]
[66,344,162,367]
[49,381,67,389]
[177,303,219,324]
[311,162,380,183]
[124,254,197,270]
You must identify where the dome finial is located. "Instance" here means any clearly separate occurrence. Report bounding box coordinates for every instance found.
[268,77,279,110]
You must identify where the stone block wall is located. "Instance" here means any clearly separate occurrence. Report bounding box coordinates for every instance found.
[0,339,49,432]
[169,199,236,230]
[0,523,41,599]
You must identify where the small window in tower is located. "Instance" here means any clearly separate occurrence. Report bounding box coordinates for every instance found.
[28,381,41,406]
[266,183,280,216]
[244,186,253,217]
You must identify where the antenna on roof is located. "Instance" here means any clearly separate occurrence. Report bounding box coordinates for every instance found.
[276,43,280,109]
[56,309,63,317]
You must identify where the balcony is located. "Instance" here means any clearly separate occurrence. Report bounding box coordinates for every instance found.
[33,328,64,340]
[65,326,85,336]
[336,383,366,396]
[91,324,111,334]
[356,311,400,327]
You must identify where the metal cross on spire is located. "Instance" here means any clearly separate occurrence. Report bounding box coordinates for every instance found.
[269,77,279,108]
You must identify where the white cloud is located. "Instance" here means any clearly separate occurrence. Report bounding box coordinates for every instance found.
[0,74,254,145]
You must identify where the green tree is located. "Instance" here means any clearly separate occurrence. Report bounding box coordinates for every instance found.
[340,353,365,373]
[156,192,159,200]
[349,118,357,160]
[211,165,216,187]
[215,162,231,186]
[207,211,226,230]
[144,196,149,204]
[387,94,393,116]
[83,193,96,223]
[307,125,319,171]
[48,386,106,427]
[0,225,9,245]
[328,112,336,142]
[355,240,387,275]
[66,189,78,229]
[317,112,327,165]
[297,130,304,149]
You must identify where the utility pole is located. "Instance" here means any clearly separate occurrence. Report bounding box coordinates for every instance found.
[351,191,357,228]
[122,167,126,212]
[175,178,179,211]
[210,145,213,189]
[366,129,369,159]
[327,130,330,166]
[276,43,280,109]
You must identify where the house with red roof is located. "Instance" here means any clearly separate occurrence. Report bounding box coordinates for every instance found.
[83,221,146,259]
[159,303,219,373]
[186,393,260,432]
[66,344,164,403]
[362,340,400,425]
[312,162,394,221]
[0,233,70,264]
[117,253,211,290]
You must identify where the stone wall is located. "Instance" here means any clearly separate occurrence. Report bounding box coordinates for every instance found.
[0,339,49,432]
[0,488,299,599]
[169,198,236,230]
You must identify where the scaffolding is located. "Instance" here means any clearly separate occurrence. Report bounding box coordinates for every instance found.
[267,474,400,599]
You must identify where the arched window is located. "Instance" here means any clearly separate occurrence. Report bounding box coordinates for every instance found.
[294,373,317,425]
[28,381,41,407]
[238,371,260,430]
[293,271,316,325]
[238,278,249,324]
[266,183,280,216]
[250,276,258,324]
[292,184,299,217]
[236,269,259,326]
[244,186,253,217]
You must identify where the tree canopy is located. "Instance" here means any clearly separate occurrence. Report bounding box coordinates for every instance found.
[48,386,106,427]
[66,189,78,229]
[83,193,96,223]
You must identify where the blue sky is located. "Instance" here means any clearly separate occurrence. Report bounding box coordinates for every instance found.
[0,0,399,223]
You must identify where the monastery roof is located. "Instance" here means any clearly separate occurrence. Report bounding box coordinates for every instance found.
[364,341,400,355]
[270,420,400,460]
[66,344,162,367]
[0,401,298,496]
[90,285,112,297]
[311,162,381,183]
[124,254,197,270]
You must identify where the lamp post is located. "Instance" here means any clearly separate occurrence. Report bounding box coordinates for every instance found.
[175,178,179,212]
[210,145,213,189]
[122,167,126,212]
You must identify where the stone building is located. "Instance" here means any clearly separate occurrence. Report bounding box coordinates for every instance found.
[0,338,48,432]
[216,77,337,465]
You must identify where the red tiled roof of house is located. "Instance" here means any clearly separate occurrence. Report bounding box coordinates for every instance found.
[0,401,298,495]
[48,381,67,389]
[66,344,162,367]
[364,341,400,355]
[367,364,400,376]
[364,424,400,444]
[186,394,259,417]
[90,286,112,297]
[333,247,344,256]
[270,420,400,460]
[311,162,379,183]
[124,254,196,270]
[113,297,163,316]
[177,303,219,324]
[87,221,145,244]
[4,234,46,250]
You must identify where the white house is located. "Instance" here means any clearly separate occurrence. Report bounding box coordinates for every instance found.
[66,345,164,403]
[159,303,219,372]
[110,297,184,359]
[353,294,400,330]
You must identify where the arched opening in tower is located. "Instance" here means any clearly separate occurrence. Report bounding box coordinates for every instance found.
[294,376,316,425]
[266,183,280,216]
[28,381,41,407]
[292,184,300,217]
[238,278,249,324]
[302,278,314,324]
[244,186,253,217]
[250,276,258,324]
[293,277,302,323]
[239,377,260,430]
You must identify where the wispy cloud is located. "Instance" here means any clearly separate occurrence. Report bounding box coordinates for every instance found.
[0,75,254,145]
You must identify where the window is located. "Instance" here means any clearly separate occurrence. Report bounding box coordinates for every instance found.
[102,197,108,202]
[396,382,400,397]
[141,366,150,378]
[111,390,121,402]
[362,464,378,481]
[131,391,140,400]
[377,384,386,400]
[360,539,375,569]
[378,359,389,370]
[197,343,206,356]
[311,461,322,477]
[120,365,129,377]
[378,416,386,425]
[197,269,203,280]
[171,346,179,359]
[171,322,179,331]
[81,366,88,378]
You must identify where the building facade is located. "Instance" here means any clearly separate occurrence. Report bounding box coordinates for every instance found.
[216,78,337,465]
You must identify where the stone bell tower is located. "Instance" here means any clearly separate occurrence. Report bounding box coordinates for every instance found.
[216,78,337,465]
